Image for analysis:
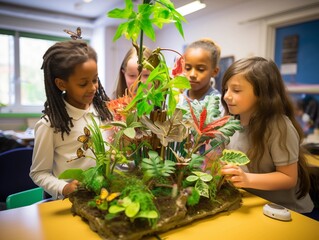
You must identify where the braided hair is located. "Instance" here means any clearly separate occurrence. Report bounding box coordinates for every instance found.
[41,40,113,139]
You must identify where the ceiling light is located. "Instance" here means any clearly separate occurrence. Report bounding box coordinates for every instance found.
[176,0,206,16]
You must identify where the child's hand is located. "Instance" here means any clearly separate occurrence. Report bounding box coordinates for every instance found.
[62,180,79,197]
[221,164,249,188]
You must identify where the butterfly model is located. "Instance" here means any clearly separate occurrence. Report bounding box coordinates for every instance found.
[63,27,82,40]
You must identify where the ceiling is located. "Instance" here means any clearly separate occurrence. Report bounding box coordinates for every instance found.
[0,0,250,28]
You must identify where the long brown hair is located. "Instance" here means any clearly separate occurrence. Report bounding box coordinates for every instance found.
[221,56,310,198]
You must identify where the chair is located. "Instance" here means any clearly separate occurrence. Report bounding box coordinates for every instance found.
[0,147,38,209]
[6,187,43,209]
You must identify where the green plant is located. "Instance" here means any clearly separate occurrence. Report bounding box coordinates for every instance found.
[186,171,213,198]
[59,0,249,230]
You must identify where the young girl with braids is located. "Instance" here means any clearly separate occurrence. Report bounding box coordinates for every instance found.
[221,57,314,214]
[30,40,113,199]
[177,38,222,108]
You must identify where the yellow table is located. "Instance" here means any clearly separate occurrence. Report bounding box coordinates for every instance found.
[306,154,319,168]
[0,191,318,240]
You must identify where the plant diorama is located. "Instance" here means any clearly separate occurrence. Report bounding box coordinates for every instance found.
[59,0,250,239]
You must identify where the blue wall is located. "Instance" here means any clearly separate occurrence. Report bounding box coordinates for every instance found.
[275,19,319,85]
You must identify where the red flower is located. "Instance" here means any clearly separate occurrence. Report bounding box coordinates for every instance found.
[172,56,184,77]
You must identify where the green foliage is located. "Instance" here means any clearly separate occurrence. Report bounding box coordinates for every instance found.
[186,171,213,198]
[186,153,205,171]
[142,150,176,178]
[187,188,200,206]
[87,116,108,165]
[107,0,186,42]
[82,165,108,194]
[108,196,158,220]
[124,58,190,117]
[107,179,159,225]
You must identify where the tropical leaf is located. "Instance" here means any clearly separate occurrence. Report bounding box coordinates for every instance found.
[141,151,176,178]
[140,109,188,147]
[195,179,209,198]
[219,149,250,166]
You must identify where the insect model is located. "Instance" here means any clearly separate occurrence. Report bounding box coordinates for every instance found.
[63,27,82,40]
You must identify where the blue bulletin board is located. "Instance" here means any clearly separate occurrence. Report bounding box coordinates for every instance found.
[274,19,319,85]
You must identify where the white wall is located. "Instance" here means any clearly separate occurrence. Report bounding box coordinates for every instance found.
[1,0,318,98]
[154,0,319,67]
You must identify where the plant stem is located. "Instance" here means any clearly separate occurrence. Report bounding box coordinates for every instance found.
[160,48,184,57]
[138,0,152,74]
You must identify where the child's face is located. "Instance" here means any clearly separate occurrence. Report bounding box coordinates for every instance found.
[183,48,218,93]
[123,55,150,88]
[223,73,257,125]
[56,59,98,110]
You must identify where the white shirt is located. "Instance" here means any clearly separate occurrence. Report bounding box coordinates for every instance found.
[30,100,110,199]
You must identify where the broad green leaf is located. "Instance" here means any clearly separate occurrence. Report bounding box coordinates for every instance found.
[107,0,134,19]
[200,174,213,182]
[166,76,190,89]
[135,210,158,219]
[186,175,198,182]
[123,127,136,139]
[112,23,128,41]
[58,168,83,181]
[108,205,125,214]
[125,201,140,217]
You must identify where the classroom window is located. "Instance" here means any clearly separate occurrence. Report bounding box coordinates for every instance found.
[0,30,67,112]
[0,33,14,106]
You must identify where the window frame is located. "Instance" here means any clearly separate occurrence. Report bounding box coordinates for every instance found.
[0,29,69,113]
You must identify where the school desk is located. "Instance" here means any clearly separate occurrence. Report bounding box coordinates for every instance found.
[0,191,318,240]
